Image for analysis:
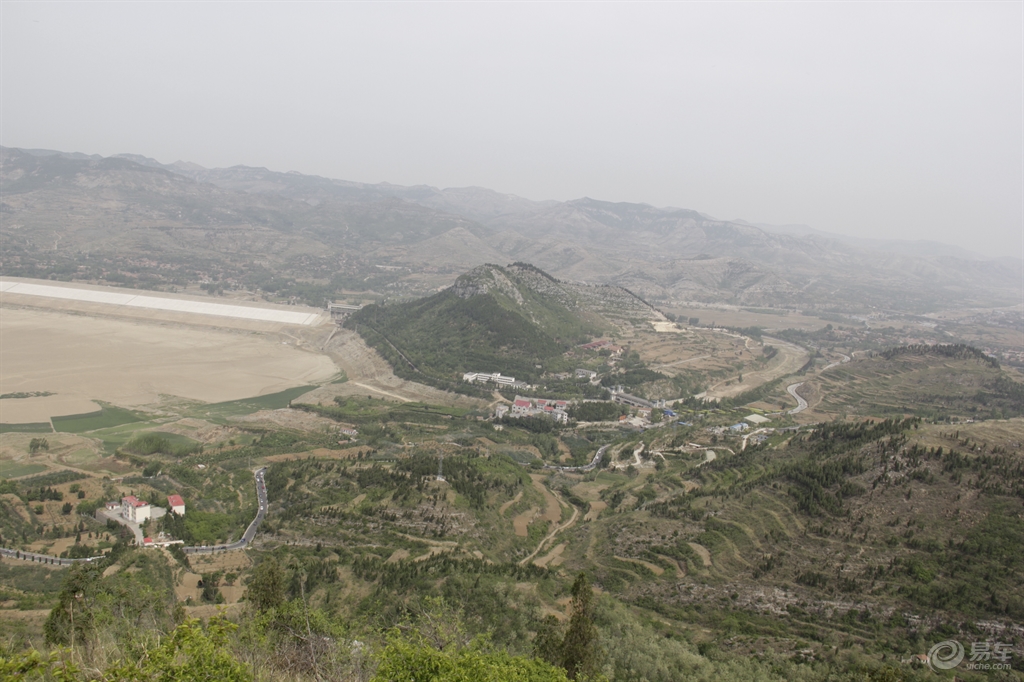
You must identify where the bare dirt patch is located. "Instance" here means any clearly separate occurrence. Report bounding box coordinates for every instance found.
[513,507,539,537]
[188,551,252,575]
[499,491,523,517]
[534,542,567,568]
[584,501,607,521]
[688,542,712,567]
[532,474,562,523]
[176,572,203,602]
[219,585,245,604]
[231,408,342,432]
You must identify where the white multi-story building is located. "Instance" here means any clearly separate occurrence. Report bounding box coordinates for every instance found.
[121,496,151,524]
[463,371,517,386]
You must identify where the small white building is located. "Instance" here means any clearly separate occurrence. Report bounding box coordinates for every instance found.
[121,496,151,524]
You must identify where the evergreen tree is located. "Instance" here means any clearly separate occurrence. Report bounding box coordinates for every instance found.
[561,572,599,681]
[533,615,564,668]
[245,557,285,613]
[43,562,100,649]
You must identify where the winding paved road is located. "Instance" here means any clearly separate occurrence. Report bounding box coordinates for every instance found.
[787,382,808,414]
[184,467,268,555]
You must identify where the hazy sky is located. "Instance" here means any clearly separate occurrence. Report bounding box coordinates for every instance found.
[2,2,1021,259]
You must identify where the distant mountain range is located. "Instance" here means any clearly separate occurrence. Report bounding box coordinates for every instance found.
[2,146,1019,313]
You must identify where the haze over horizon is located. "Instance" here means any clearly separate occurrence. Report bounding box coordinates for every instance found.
[2,2,1021,260]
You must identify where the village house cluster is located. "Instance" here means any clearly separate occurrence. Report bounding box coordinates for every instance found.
[495,396,572,424]
[579,339,624,356]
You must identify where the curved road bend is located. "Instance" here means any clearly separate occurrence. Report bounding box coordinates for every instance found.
[184,467,268,555]
[544,445,610,473]
[787,383,808,415]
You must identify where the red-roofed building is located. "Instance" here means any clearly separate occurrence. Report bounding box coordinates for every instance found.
[511,399,533,416]
[121,496,151,523]
[167,495,185,516]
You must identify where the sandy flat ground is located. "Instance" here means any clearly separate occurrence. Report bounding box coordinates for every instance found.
[703,335,809,400]
[0,307,339,422]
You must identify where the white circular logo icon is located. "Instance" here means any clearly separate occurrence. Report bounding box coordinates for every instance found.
[927,640,965,671]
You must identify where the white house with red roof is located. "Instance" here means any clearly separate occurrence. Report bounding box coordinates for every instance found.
[121,495,151,524]
[167,494,185,516]
[511,398,533,416]
[504,396,571,424]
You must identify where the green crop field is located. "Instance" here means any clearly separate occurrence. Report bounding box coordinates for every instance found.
[0,462,48,479]
[0,422,53,434]
[51,405,144,433]
[187,385,319,421]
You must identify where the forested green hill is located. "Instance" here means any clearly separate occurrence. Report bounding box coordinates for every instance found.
[348,263,609,387]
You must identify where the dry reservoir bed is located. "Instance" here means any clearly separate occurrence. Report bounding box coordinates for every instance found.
[0,307,339,423]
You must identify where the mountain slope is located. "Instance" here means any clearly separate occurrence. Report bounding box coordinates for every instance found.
[98,150,1024,306]
[0,147,487,295]
[347,263,652,387]
[3,147,1020,312]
